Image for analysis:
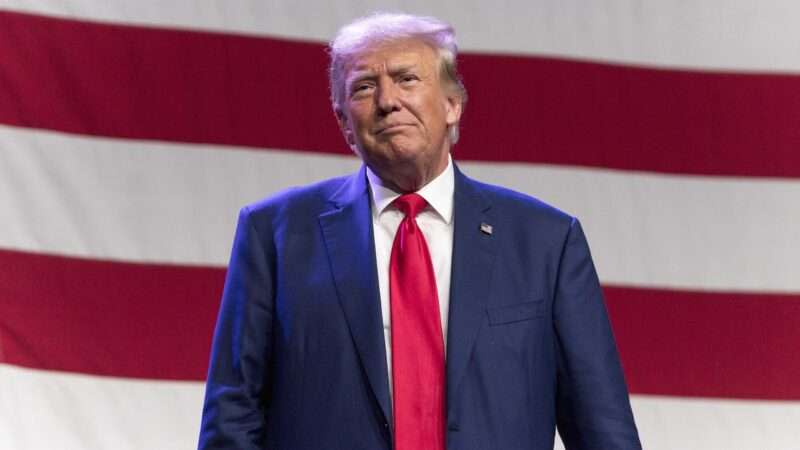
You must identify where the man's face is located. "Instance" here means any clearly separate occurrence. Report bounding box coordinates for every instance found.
[337,39,462,191]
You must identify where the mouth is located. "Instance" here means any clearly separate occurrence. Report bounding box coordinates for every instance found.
[375,124,412,134]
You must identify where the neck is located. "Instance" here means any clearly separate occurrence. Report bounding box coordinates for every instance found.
[369,154,449,194]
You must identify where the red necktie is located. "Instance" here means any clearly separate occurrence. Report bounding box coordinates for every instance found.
[390,193,445,450]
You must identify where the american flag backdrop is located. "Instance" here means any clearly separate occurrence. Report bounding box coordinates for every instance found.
[1,1,799,449]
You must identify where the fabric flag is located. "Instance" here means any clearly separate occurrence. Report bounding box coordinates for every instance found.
[1,2,798,449]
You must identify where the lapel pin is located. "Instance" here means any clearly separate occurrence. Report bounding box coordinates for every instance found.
[480,222,493,235]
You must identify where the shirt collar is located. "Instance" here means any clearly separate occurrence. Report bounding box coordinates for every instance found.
[366,154,454,224]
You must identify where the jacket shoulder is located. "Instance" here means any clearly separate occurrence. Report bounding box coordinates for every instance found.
[241,173,353,223]
[465,176,576,228]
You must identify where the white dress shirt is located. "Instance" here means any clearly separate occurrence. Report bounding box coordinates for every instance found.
[366,155,455,401]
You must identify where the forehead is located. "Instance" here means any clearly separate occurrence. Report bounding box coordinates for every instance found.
[345,39,439,78]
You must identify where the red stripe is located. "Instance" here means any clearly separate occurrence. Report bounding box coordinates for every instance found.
[2,11,799,177]
[2,248,799,399]
[605,285,800,400]
[0,249,223,380]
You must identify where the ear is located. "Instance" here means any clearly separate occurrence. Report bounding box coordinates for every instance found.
[334,107,358,151]
[444,93,463,127]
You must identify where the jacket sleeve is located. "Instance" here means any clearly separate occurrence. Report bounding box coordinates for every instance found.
[198,206,275,450]
[553,218,642,450]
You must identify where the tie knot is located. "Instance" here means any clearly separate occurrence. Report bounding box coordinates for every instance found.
[394,193,427,219]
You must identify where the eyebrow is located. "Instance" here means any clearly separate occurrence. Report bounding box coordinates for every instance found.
[347,63,420,86]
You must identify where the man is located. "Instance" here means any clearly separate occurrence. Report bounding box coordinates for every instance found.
[199,12,641,450]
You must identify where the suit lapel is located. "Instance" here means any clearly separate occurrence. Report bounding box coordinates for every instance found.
[318,166,393,434]
[446,166,497,418]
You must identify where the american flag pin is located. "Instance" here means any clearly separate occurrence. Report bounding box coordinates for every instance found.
[480,222,493,235]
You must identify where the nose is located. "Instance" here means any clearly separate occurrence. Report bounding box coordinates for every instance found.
[376,78,401,115]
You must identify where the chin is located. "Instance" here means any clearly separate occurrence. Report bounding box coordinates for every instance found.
[385,139,428,159]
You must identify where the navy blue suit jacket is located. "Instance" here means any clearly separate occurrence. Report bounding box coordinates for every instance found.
[199,164,641,450]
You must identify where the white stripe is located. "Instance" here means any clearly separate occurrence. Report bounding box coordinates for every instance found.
[3,1,800,73]
[630,395,800,450]
[469,162,800,294]
[0,124,361,266]
[1,124,799,292]
[2,364,799,450]
[0,364,203,450]
[557,395,800,450]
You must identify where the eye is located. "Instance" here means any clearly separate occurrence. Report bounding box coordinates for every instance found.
[399,74,419,84]
[350,83,374,97]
